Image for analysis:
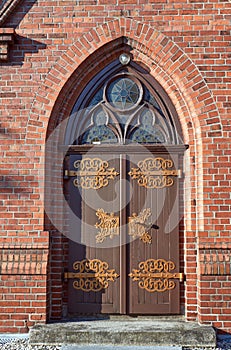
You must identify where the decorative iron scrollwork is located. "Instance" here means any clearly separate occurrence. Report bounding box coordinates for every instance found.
[128,208,152,244]
[128,157,181,188]
[95,209,119,243]
[65,158,119,189]
[129,258,183,293]
[64,259,119,292]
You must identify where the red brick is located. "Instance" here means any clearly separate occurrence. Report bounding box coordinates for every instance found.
[0,0,230,334]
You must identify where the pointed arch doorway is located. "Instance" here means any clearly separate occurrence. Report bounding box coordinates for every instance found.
[63,58,187,316]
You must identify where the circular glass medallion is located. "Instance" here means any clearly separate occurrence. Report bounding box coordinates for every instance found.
[106,76,142,111]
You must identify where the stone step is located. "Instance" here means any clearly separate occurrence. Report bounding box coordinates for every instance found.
[29,318,216,348]
[61,346,182,350]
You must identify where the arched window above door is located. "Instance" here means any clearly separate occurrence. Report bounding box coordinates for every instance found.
[64,62,182,145]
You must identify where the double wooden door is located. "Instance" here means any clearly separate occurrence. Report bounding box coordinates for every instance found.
[64,146,183,315]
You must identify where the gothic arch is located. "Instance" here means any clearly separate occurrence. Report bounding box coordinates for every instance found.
[28,18,222,235]
[27,18,221,145]
[28,18,222,321]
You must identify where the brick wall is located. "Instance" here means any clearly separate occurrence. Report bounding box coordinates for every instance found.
[0,0,230,333]
[0,242,48,332]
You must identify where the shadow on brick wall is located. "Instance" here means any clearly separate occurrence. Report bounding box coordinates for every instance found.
[5,33,47,65]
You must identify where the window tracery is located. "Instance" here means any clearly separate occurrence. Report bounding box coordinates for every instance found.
[66,67,180,145]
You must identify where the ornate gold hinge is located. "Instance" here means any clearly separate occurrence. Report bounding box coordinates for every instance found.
[128,157,181,188]
[95,209,119,243]
[129,258,184,293]
[64,157,119,189]
[64,170,77,177]
[128,208,153,244]
[64,259,119,292]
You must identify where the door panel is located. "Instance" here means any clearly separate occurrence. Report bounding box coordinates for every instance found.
[67,154,122,314]
[65,150,182,316]
[127,153,180,314]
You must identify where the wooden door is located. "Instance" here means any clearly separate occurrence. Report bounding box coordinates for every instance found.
[65,147,183,316]
[127,153,181,314]
[65,153,123,314]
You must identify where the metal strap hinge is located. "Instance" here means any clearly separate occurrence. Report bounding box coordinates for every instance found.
[65,272,184,282]
[64,170,77,178]
[64,259,119,292]
[175,272,184,282]
[65,272,99,279]
[129,259,184,292]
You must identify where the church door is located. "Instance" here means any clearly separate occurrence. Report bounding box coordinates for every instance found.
[63,68,186,316]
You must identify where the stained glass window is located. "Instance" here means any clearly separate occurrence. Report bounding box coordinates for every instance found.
[88,88,103,107]
[67,70,179,145]
[81,125,117,144]
[81,108,117,144]
[130,108,166,144]
[106,77,141,111]
[144,87,162,112]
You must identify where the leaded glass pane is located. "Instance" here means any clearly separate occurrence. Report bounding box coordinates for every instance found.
[106,77,141,110]
[81,125,117,144]
[88,88,103,107]
[144,87,162,111]
[130,128,165,143]
[81,108,117,144]
[93,109,107,125]
[130,108,166,144]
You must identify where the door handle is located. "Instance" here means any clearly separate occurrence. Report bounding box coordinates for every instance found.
[136,222,159,231]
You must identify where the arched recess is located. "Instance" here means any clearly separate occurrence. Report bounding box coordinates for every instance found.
[61,57,189,316]
[29,19,221,320]
[64,57,183,146]
[29,19,221,145]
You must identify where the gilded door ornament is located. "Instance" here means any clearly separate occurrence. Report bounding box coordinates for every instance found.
[95,209,119,243]
[128,157,181,188]
[128,208,152,244]
[64,259,119,292]
[129,258,183,293]
[65,158,119,189]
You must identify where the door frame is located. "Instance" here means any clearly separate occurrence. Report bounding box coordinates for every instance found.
[64,144,187,316]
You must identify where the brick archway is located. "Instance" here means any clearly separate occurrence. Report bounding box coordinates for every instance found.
[28,18,221,141]
[27,18,221,322]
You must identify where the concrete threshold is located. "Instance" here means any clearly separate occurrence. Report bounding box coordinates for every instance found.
[29,317,216,348]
